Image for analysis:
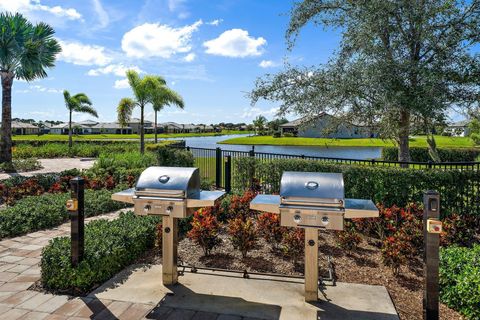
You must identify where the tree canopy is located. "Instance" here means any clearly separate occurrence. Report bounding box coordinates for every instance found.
[251,0,480,162]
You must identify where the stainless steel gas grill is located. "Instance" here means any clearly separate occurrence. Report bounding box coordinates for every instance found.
[111,166,224,285]
[251,171,378,301]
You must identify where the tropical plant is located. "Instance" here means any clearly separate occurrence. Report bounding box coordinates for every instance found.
[252,115,267,136]
[250,1,480,163]
[151,82,184,143]
[63,91,97,148]
[118,70,178,153]
[0,13,61,165]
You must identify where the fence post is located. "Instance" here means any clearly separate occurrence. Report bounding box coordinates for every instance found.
[423,190,441,320]
[225,155,232,193]
[68,177,85,267]
[215,147,222,189]
[249,146,255,191]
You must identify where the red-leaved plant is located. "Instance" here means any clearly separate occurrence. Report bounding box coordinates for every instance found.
[187,208,221,256]
[335,221,362,250]
[281,228,305,265]
[257,212,287,250]
[226,190,258,221]
[228,217,257,258]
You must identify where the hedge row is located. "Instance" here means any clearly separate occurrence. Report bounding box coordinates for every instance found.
[0,189,130,239]
[382,147,480,162]
[13,141,180,159]
[41,211,160,294]
[440,245,480,319]
[233,158,480,216]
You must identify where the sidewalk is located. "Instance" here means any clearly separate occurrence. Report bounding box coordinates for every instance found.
[0,158,96,180]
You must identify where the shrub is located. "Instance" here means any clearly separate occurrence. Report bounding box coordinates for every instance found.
[381,232,414,275]
[41,212,160,294]
[232,157,480,216]
[228,217,257,258]
[157,146,194,167]
[187,208,221,256]
[0,189,129,239]
[441,213,478,247]
[223,190,258,221]
[440,245,480,319]
[283,132,295,137]
[273,131,281,138]
[281,228,304,265]
[335,222,362,250]
[257,212,286,250]
[382,146,480,162]
[0,158,42,172]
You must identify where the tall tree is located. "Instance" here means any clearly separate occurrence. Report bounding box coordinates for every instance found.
[151,81,184,143]
[251,1,480,163]
[0,13,61,165]
[63,91,98,147]
[117,70,173,153]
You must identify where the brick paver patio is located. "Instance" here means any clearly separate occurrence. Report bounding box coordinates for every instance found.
[0,211,260,320]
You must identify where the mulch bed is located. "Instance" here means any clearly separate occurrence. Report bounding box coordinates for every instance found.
[145,229,461,320]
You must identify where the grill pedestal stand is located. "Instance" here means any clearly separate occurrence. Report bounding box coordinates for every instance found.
[305,228,319,301]
[163,216,179,285]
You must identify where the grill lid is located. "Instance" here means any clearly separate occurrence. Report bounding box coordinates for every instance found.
[135,166,200,198]
[280,172,344,207]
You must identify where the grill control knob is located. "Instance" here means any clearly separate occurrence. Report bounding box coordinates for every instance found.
[166,206,174,214]
[293,214,302,224]
[144,204,151,213]
[321,216,329,225]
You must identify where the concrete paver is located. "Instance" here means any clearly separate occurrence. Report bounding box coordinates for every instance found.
[0,158,95,180]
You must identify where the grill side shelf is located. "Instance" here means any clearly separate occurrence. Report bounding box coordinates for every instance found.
[111,188,135,204]
[344,199,379,219]
[250,195,281,214]
[186,191,225,208]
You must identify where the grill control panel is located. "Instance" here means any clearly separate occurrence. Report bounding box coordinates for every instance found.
[280,208,344,230]
[134,198,186,218]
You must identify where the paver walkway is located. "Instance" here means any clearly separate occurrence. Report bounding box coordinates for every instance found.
[0,158,96,180]
[0,211,261,320]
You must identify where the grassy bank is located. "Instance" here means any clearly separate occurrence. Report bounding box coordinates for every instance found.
[219,135,476,148]
[12,130,252,141]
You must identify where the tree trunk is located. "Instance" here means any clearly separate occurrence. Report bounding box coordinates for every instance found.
[0,72,14,164]
[68,110,73,148]
[140,105,145,154]
[398,109,411,167]
[154,110,158,144]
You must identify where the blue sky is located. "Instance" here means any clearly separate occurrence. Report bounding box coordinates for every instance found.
[0,0,342,124]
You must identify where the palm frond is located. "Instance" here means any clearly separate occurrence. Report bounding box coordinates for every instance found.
[152,86,184,111]
[117,97,137,127]
[75,105,98,118]
[73,93,92,106]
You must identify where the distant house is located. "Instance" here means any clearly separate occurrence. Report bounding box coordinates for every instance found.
[9,121,40,135]
[127,118,153,134]
[91,122,132,134]
[444,120,471,137]
[50,122,91,134]
[280,113,378,138]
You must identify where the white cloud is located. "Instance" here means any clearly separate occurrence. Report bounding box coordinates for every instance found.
[184,53,196,62]
[16,84,61,94]
[91,0,109,28]
[121,20,202,59]
[259,60,278,68]
[167,0,189,19]
[241,106,279,119]
[87,64,143,77]
[58,40,112,66]
[203,29,266,58]
[0,0,82,20]
[114,78,130,89]
[207,19,222,26]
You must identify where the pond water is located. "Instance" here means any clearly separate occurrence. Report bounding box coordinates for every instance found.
[159,134,382,160]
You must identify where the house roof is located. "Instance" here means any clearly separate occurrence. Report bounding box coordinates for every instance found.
[10,121,39,129]
[78,120,99,126]
[448,120,470,127]
[129,118,153,124]
[91,122,131,129]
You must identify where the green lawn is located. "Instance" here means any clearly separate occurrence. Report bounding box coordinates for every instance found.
[218,135,477,148]
[12,130,252,141]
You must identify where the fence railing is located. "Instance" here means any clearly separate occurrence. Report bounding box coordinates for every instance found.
[172,145,480,192]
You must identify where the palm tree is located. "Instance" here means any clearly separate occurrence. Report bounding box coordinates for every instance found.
[63,90,98,148]
[118,70,180,153]
[152,82,184,143]
[0,13,61,165]
[253,115,267,135]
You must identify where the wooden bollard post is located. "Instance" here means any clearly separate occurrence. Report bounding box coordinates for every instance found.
[423,190,441,320]
[67,177,85,267]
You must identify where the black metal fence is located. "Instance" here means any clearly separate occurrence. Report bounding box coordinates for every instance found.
[174,145,480,191]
